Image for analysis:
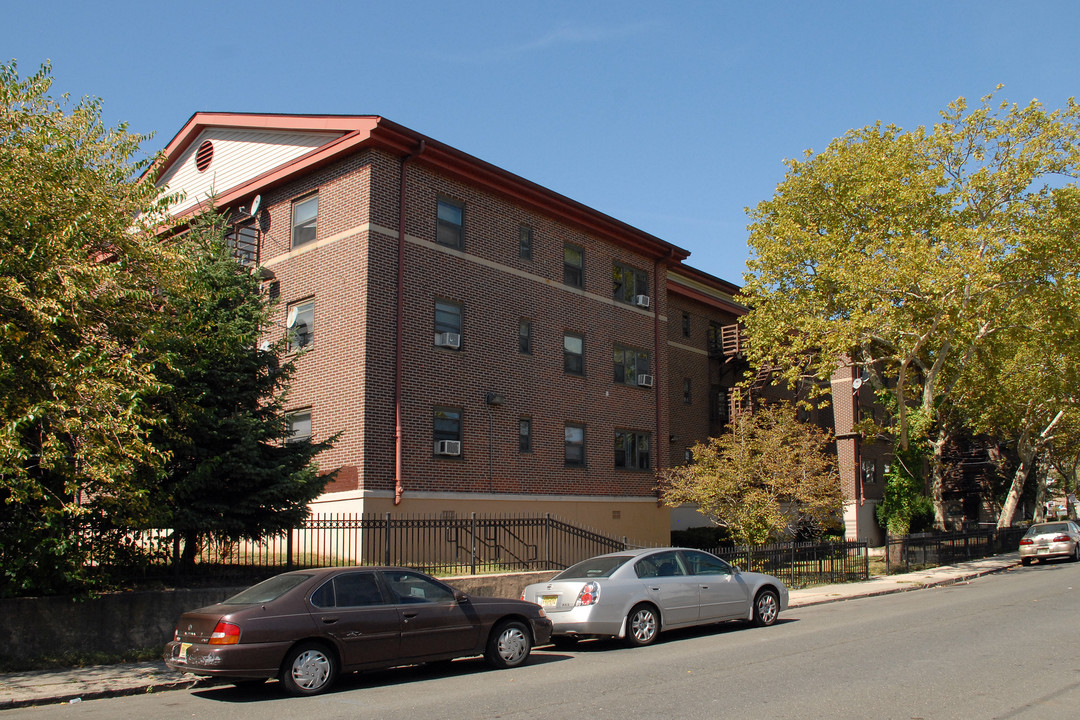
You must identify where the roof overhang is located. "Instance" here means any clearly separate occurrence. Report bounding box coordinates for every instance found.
[150,113,690,263]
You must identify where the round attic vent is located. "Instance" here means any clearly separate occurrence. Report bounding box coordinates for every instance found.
[195,140,214,172]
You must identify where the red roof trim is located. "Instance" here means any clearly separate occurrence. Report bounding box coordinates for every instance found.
[668,278,746,316]
[155,113,690,262]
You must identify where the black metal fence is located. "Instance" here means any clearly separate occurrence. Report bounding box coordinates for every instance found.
[81,513,633,585]
[884,527,1025,574]
[708,540,869,589]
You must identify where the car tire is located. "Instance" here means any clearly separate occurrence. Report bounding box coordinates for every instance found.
[752,588,780,627]
[1073,543,1080,562]
[1021,557,1032,566]
[279,642,338,696]
[485,620,532,669]
[623,603,660,647]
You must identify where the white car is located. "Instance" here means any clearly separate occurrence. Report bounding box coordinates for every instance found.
[522,547,788,647]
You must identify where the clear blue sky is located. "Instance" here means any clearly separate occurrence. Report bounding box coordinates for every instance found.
[5,1,1080,285]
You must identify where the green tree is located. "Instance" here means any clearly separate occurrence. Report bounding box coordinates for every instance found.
[875,404,934,535]
[741,90,1080,527]
[0,62,176,595]
[658,401,843,545]
[136,209,337,566]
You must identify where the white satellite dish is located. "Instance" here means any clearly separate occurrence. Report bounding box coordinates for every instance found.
[286,306,299,328]
[852,377,863,390]
[250,195,261,216]
[258,340,271,352]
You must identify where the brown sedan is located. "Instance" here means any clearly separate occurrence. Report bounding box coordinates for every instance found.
[164,566,552,696]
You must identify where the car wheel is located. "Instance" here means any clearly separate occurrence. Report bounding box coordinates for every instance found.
[1021,557,1032,566]
[279,642,338,696]
[1073,543,1080,562]
[485,620,532,669]
[624,603,660,647]
[752,588,780,627]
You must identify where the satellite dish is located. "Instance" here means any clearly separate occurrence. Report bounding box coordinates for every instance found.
[250,195,261,216]
[286,306,299,328]
[852,378,864,390]
[258,340,271,352]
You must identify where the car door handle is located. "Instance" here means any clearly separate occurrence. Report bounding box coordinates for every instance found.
[321,617,339,624]
[650,586,660,591]
[700,585,710,590]
[403,611,420,619]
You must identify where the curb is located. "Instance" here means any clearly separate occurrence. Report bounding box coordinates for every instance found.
[0,676,217,711]
[789,559,1019,609]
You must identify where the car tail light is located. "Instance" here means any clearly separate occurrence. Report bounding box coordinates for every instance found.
[208,621,241,645]
[1053,535,1071,542]
[575,582,600,607]
[1020,539,1033,545]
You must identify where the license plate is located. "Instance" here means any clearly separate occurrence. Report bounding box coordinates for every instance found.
[1037,548,1049,554]
[540,595,559,607]
[179,643,192,661]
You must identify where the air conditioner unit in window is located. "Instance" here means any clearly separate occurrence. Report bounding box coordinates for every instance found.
[435,332,461,349]
[637,374,654,388]
[634,294,651,309]
[434,440,462,456]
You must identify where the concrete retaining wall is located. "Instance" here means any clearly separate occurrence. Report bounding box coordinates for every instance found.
[0,570,559,666]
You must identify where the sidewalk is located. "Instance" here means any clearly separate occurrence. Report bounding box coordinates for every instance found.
[0,552,1020,710]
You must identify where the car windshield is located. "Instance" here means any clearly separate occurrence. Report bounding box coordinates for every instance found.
[1027,523,1070,537]
[553,555,632,580]
[223,573,313,604]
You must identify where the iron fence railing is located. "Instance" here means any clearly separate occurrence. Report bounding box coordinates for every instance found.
[708,540,869,588]
[79,513,634,585]
[77,516,1023,591]
[883,527,1025,574]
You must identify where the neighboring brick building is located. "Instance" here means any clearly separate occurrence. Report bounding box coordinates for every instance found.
[153,113,884,546]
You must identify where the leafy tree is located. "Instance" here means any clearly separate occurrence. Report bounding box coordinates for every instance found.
[0,62,176,595]
[741,90,1080,527]
[135,209,337,566]
[875,405,934,535]
[658,401,843,545]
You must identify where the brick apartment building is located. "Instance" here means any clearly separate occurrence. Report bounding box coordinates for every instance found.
[153,113,885,546]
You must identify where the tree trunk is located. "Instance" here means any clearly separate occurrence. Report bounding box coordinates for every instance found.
[930,415,949,530]
[998,445,1035,528]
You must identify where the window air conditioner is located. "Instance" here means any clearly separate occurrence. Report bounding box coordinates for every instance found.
[435,332,461,349]
[634,294,651,309]
[435,440,462,456]
[637,374,654,388]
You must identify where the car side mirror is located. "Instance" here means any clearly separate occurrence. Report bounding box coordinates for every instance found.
[454,590,470,603]
[733,566,742,574]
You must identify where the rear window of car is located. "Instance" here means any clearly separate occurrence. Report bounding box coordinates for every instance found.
[1026,523,1070,536]
[223,573,313,604]
[553,555,632,580]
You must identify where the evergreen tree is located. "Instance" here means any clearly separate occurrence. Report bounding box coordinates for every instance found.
[139,209,336,566]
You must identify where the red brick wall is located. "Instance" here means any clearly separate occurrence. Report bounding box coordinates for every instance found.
[258,147,674,502]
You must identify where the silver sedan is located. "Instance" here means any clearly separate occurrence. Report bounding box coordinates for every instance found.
[522,547,788,647]
[1019,521,1080,565]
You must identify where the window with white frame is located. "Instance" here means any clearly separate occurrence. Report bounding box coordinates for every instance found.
[287,299,314,353]
[291,194,318,247]
[287,409,312,443]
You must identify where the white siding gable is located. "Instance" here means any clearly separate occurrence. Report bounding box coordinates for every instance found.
[157,128,344,215]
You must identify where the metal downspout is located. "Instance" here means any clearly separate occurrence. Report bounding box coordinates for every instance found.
[395,140,425,505]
